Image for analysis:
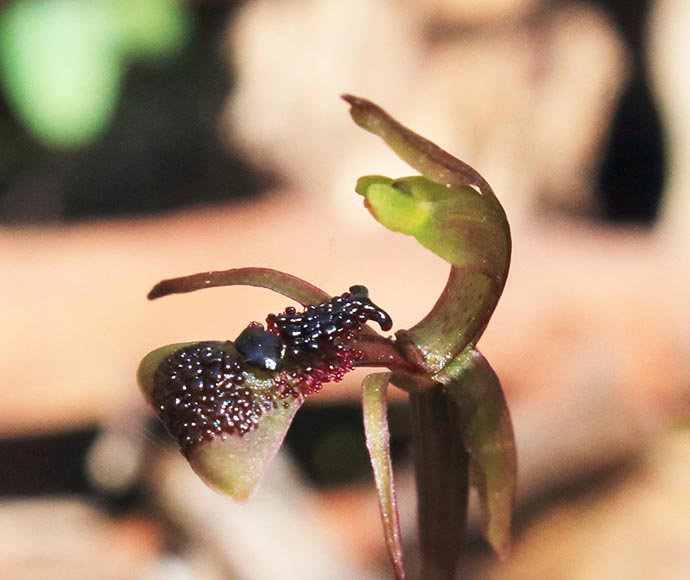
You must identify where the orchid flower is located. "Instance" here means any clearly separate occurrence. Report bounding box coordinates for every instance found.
[138,96,516,580]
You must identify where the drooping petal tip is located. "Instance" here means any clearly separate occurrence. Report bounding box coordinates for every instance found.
[187,397,302,500]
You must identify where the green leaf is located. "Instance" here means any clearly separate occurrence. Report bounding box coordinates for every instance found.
[437,349,517,558]
[344,95,511,373]
[0,0,122,147]
[362,372,406,580]
[409,385,469,580]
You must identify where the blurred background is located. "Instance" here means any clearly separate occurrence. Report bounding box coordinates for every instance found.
[1,0,689,578]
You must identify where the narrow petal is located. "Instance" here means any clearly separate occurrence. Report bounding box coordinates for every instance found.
[148,266,330,306]
[438,349,517,558]
[342,94,493,195]
[362,372,406,580]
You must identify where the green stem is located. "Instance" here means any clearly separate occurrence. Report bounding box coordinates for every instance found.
[404,268,498,373]
[410,386,469,580]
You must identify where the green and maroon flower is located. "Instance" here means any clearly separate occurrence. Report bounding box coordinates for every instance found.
[138,96,517,580]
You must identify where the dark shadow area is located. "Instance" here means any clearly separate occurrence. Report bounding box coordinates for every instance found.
[595,0,665,223]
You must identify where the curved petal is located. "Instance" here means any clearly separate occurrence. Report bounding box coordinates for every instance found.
[344,96,511,372]
[148,267,330,306]
[342,95,493,195]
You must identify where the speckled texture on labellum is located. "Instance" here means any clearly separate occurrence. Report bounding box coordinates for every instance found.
[138,285,393,500]
[139,97,517,580]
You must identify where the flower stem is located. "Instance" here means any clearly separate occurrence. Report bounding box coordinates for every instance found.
[410,386,469,580]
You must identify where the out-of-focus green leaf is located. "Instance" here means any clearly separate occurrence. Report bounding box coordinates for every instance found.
[438,348,516,558]
[0,0,122,147]
[0,0,190,149]
[344,95,511,373]
[148,267,331,306]
[113,0,190,59]
[410,385,469,580]
[362,372,406,580]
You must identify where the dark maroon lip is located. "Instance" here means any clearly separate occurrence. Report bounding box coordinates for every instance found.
[149,287,393,452]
